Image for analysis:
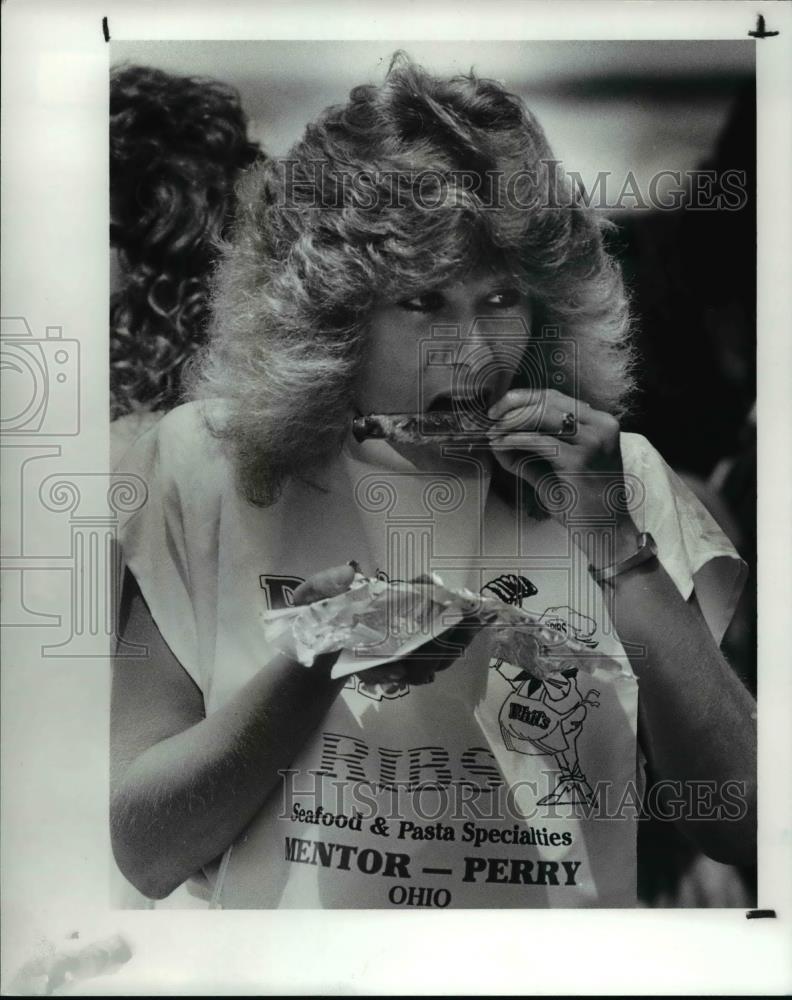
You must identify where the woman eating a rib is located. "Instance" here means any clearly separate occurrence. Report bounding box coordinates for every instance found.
[111,53,756,909]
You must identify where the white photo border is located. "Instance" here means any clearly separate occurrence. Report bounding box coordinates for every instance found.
[1,0,790,994]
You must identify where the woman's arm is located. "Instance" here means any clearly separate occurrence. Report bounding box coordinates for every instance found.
[110,566,350,900]
[601,541,756,865]
[111,566,490,899]
[488,389,757,865]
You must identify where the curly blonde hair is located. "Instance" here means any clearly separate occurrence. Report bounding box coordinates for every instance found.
[189,52,635,506]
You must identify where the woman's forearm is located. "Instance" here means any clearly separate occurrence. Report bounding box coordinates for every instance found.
[603,539,757,864]
[111,653,345,899]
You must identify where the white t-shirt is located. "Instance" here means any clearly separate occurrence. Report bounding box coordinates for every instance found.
[110,410,164,471]
[117,400,745,909]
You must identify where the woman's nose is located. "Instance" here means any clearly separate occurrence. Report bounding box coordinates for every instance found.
[452,320,529,402]
[453,325,500,384]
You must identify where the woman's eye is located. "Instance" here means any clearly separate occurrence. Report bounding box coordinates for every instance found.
[484,288,521,309]
[397,291,445,313]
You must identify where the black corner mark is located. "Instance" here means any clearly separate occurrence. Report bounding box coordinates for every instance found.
[102,16,110,42]
[745,908,777,919]
[748,14,779,38]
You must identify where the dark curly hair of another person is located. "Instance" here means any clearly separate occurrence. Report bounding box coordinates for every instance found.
[110,64,262,419]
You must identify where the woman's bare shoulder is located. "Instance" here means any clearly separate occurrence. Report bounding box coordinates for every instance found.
[144,400,233,480]
[113,399,239,531]
[155,398,231,445]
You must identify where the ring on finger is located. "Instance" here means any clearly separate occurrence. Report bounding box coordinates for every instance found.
[560,411,577,435]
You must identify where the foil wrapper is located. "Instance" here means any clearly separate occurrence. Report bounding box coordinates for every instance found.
[259,572,623,679]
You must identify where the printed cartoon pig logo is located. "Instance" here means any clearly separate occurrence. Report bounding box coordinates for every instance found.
[496,667,600,806]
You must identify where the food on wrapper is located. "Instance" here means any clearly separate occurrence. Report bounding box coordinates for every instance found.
[490,619,578,679]
[259,571,623,680]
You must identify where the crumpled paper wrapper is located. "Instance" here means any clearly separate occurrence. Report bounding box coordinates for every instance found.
[8,933,132,996]
[259,572,623,680]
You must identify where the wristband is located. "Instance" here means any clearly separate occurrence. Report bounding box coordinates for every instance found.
[589,531,658,585]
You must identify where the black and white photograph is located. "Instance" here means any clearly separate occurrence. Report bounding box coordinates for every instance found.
[2,2,791,994]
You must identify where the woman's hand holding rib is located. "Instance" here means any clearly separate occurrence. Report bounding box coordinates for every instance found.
[486,387,757,864]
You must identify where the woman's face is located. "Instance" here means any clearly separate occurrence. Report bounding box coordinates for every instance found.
[354,266,533,418]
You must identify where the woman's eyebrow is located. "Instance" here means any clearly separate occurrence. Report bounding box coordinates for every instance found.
[397,286,443,300]
[476,281,521,295]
